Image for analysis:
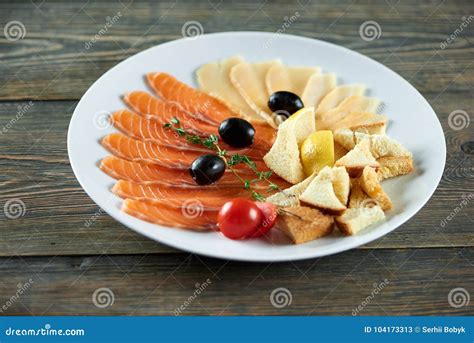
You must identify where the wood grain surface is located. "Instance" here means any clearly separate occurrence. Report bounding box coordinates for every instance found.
[0,0,472,315]
[2,248,473,315]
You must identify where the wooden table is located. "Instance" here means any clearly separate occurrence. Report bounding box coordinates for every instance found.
[1,0,472,315]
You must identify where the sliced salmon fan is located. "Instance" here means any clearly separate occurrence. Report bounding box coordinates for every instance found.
[98,70,290,231]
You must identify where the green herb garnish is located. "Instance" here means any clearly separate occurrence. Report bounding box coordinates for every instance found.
[164,117,279,200]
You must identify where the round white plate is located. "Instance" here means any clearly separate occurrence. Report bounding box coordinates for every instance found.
[68,32,445,262]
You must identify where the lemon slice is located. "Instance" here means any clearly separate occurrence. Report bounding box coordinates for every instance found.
[300,130,335,176]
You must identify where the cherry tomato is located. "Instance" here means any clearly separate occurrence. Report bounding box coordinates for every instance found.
[251,202,278,238]
[218,198,263,239]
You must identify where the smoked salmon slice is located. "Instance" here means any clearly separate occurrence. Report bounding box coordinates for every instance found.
[100,156,289,189]
[147,72,235,125]
[110,109,209,152]
[102,133,198,168]
[122,198,217,230]
[100,155,192,185]
[113,180,250,210]
[124,91,215,130]
[110,109,267,159]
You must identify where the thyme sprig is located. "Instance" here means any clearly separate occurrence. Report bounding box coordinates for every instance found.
[164,117,279,201]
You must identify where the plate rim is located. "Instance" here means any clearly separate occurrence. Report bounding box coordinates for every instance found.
[67,31,446,262]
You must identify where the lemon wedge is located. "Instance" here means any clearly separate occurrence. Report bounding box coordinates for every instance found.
[300,130,335,176]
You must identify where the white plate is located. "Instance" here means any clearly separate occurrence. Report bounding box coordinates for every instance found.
[68,32,445,262]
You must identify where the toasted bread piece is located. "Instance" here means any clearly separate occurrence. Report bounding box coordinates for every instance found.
[277,206,334,244]
[266,174,316,207]
[335,139,379,177]
[300,178,346,214]
[359,166,392,210]
[350,120,386,135]
[336,206,385,235]
[299,166,349,215]
[333,129,411,158]
[377,156,414,180]
[334,141,348,160]
[348,181,374,208]
[332,166,350,206]
[263,124,305,184]
[368,134,411,158]
[282,107,316,145]
[333,128,357,150]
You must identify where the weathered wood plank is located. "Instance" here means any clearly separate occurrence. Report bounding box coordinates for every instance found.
[0,98,472,256]
[0,0,473,100]
[0,248,472,315]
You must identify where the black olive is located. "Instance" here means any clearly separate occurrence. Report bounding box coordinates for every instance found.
[189,154,226,185]
[218,117,255,148]
[268,91,304,118]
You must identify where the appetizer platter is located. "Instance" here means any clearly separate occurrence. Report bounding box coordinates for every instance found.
[68,32,445,261]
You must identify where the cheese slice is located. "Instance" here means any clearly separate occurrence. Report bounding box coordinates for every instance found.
[316,84,366,115]
[266,64,320,97]
[301,73,337,109]
[230,60,281,127]
[197,56,260,121]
